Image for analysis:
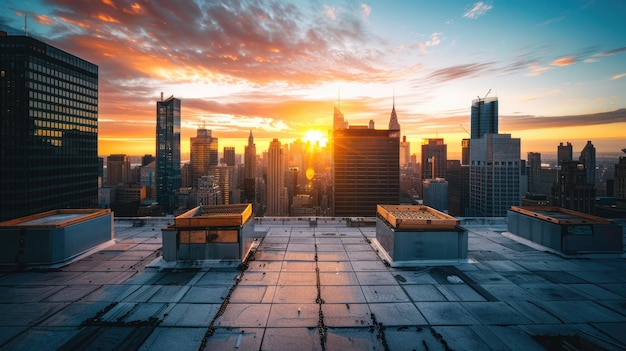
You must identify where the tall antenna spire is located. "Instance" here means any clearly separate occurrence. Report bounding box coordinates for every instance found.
[337,88,341,110]
[24,13,28,36]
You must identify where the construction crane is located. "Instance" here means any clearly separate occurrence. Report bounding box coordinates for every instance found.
[477,89,492,101]
[459,125,470,136]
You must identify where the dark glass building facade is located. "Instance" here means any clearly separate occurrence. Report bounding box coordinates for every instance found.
[0,33,98,221]
[333,127,399,217]
[156,95,181,214]
[470,97,498,139]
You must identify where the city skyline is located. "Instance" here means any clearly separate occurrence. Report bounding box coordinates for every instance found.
[1,0,625,157]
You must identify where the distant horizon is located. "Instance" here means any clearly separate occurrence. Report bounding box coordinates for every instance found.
[2,0,625,157]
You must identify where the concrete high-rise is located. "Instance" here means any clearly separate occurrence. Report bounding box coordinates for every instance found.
[190,128,218,184]
[400,136,411,168]
[224,147,236,167]
[614,152,626,201]
[266,139,288,216]
[470,97,498,139]
[552,161,596,214]
[333,127,400,217]
[0,33,98,221]
[243,131,257,206]
[579,141,596,187]
[469,134,521,217]
[527,152,542,194]
[106,154,131,186]
[156,95,181,214]
[557,142,573,166]
[421,138,447,180]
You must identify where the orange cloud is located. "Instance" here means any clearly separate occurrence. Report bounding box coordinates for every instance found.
[551,57,576,66]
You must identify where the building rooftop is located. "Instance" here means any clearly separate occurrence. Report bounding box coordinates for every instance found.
[0,217,625,350]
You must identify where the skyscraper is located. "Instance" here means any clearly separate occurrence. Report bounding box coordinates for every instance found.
[552,161,596,214]
[333,127,400,217]
[527,152,542,194]
[421,138,447,180]
[388,99,400,133]
[266,139,288,216]
[190,128,218,184]
[156,95,181,214]
[579,140,596,187]
[470,97,498,139]
[614,151,626,201]
[224,147,236,167]
[106,154,131,186]
[400,136,411,168]
[469,134,521,217]
[0,33,98,221]
[333,106,348,130]
[557,142,573,166]
[243,131,257,206]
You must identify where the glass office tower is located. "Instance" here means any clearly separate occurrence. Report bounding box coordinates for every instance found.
[156,95,181,214]
[470,97,498,139]
[0,33,98,221]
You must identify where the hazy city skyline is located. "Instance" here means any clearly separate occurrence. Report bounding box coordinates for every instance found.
[1,0,625,157]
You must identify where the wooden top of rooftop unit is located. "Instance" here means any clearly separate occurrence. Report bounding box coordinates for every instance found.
[174,204,253,228]
[0,209,112,229]
[510,206,613,225]
[377,205,459,230]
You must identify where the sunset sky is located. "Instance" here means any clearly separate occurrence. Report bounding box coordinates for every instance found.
[1,0,625,159]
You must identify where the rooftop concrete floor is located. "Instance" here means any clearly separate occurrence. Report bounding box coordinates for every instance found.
[1,219,625,350]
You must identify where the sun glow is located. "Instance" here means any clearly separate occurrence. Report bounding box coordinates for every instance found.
[303,130,328,147]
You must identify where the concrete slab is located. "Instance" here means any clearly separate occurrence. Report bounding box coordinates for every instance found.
[139,326,208,351]
[0,326,80,351]
[147,285,191,303]
[319,271,359,285]
[261,327,323,351]
[322,303,372,327]
[462,302,534,325]
[519,283,586,301]
[432,326,491,350]
[266,303,319,327]
[215,303,271,327]
[180,286,230,303]
[324,327,381,350]
[536,300,626,323]
[38,301,111,327]
[0,302,68,327]
[160,303,220,327]
[238,271,280,285]
[507,301,563,324]
[284,251,315,261]
[403,284,448,302]
[437,284,487,302]
[350,260,388,272]
[355,271,400,285]
[482,325,546,351]
[272,285,318,303]
[317,261,354,272]
[317,252,350,261]
[0,285,64,303]
[197,328,265,351]
[277,272,317,285]
[320,285,367,303]
[229,285,271,303]
[281,261,317,271]
[369,302,428,326]
[361,285,410,303]
[415,302,480,325]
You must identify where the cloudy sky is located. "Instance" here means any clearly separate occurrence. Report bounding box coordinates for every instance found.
[1,0,625,158]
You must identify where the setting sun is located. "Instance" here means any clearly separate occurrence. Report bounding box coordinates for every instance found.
[303,130,328,147]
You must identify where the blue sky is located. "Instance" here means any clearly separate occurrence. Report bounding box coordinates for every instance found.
[1,0,625,157]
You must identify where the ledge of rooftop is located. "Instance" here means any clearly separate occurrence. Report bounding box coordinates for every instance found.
[0,215,624,351]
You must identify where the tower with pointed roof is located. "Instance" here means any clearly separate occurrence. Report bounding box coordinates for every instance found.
[243,130,257,209]
[388,96,400,131]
